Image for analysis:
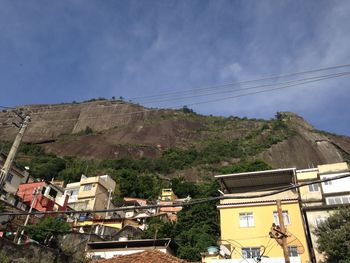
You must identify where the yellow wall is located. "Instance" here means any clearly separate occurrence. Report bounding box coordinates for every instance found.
[201,254,220,263]
[219,201,310,263]
[75,220,122,229]
[318,162,348,174]
[296,170,318,181]
[161,188,176,201]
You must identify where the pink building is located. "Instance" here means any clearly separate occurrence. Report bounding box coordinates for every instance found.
[17,181,68,212]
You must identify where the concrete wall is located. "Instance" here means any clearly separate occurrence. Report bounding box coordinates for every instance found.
[88,247,170,260]
[0,237,69,263]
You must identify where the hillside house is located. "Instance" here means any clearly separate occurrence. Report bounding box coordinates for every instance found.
[64,174,116,217]
[0,153,30,200]
[17,181,68,212]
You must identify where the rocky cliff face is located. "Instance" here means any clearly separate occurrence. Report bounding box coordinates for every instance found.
[0,100,349,169]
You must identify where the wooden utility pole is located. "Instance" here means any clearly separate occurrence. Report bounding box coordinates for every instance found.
[276,199,290,263]
[0,115,31,192]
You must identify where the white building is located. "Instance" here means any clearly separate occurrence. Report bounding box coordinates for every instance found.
[296,162,350,263]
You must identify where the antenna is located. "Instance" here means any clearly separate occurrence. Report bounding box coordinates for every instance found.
[218,189,225,196]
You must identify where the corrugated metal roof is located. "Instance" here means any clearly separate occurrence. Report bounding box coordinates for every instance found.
[215,168,296,193]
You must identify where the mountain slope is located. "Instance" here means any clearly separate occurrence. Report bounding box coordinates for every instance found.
[0,100,349,170]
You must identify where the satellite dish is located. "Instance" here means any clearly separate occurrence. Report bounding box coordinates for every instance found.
[219,244,232,258]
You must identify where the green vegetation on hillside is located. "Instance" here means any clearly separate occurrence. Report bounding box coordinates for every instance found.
[25,217,71,247]
[0,115,292,196]
[143,180,220,261]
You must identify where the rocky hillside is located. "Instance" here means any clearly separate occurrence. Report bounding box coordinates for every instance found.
[0,99,349,170]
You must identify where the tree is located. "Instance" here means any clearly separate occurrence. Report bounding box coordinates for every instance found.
[314,207,350,263]
[143,180,220,261]
[219,160,272,174]
[25,155,66,181]
[174,202,219,261]
[142,217,175,240]
[25,217,71,248]
[182,105,195,114]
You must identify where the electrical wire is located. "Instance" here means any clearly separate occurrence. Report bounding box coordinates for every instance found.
[3,63,349,114]
[30,70,350,114]
[22,71,350,123]
[221,239,252,263]
[0,171,349,216]
[127,63,350,101]
[132,71,350,104]
[264,243,277,257]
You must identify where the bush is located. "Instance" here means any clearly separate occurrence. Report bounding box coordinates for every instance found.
[25,217,71,247]
[182,105,195,114]
[84,126,93,135]
[219,160,272,174]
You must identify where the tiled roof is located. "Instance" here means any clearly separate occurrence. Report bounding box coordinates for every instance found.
[96,249,186,263]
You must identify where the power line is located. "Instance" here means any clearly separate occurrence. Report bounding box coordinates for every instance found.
[127,63,350,101]
[23,68,350,116]
[4,63,350,117]
[1,172,349,216]
[132,71,350,105]
[23,71,350,124]
[183,71,350,108]
[264,243,278,257]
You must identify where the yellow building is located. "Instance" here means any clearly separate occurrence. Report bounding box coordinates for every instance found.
[74,218,123,229]
[65,174,116,217]
[215,168,311,263]
[160,188,177,201]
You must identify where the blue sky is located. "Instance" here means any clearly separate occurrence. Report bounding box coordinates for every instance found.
[0,0,350,135]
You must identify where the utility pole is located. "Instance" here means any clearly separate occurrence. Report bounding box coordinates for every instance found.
[0,114,31,193]
[270,200,291,263]
[17,187,40,244]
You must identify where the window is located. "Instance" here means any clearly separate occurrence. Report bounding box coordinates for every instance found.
[239,212,254,227]
[83,184,93,191]
[326,195,350,205]
[6,174,13,183]
[308,183,319,192]
[242,247,260,258]
[273,211,290,225]
[69,189,79,196]
[48,188,58,198]
[288,246,298,257]
[342,196,350,204]
[324,178,332,185]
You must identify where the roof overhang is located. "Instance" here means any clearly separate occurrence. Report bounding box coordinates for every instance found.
[215,168,296,193]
